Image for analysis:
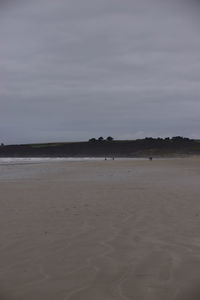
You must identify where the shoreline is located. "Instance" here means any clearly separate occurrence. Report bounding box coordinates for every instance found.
[0,155,199,166]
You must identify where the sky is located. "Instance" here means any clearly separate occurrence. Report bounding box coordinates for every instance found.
[0,0,200,144]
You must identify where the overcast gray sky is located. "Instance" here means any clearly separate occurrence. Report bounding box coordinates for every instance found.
[0,0,200,144]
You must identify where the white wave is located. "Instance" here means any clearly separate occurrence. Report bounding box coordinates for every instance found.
[0,157,107,165]
[0,157,164,165]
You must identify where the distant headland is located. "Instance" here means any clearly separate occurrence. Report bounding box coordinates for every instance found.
[0,136,200,158]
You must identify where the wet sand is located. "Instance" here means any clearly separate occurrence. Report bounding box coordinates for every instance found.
[0,158,200,300]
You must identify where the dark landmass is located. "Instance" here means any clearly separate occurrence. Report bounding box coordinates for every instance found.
[0,137,200,157]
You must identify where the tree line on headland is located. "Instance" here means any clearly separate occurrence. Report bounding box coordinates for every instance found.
[0,136,199,157]
[89,136,114,142]
[88,136,191,143]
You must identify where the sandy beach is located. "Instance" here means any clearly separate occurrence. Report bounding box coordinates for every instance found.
[0,158,200,300]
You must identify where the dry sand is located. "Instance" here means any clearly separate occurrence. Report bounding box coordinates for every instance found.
[0,158,200,300]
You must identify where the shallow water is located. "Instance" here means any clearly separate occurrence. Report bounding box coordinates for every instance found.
[0,157,105,165]
[0,156,177,165]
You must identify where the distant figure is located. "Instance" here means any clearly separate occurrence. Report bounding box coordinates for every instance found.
[149,157,153,161]
[112,157,114,160]
[105,157,107,160]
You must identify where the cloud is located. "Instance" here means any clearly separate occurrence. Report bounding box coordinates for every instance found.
[0,0,200,143]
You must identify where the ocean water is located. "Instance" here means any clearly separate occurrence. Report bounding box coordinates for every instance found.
[0,157,150,180]
[0,157,180,181]
[0,157,106,165]
[0,158,107,180]
[0,157,150,165]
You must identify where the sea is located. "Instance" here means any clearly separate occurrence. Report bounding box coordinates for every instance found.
[0,157,178,181]
[0,157,143,180]
[0,157,107,165]
[0,157,150,165]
